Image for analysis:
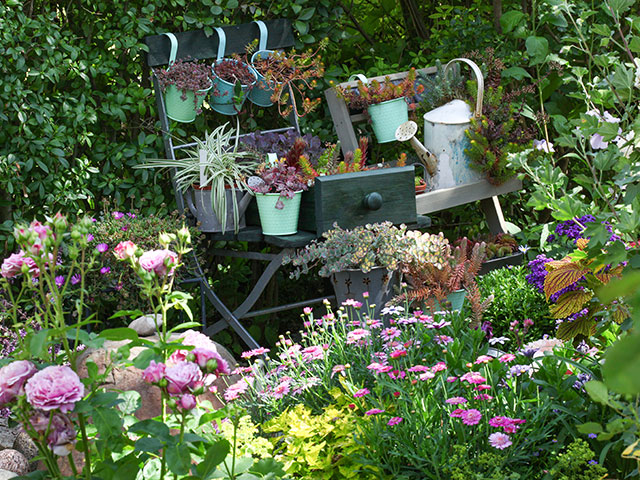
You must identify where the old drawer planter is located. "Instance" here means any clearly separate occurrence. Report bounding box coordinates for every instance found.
[298,165,417,235]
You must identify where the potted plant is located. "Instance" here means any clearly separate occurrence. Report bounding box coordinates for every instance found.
[248,162,308,236]
[415,175,427,194]
[154,58,214,123]
[335,68,423,143]
[211,58,257,115]
[248,44,326,117]
[457,233,523,275]
[400,235,488,327]
[135,122,258,233]
[283,222,415,313]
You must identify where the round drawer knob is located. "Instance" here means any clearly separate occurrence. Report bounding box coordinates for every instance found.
[363,192,383,210]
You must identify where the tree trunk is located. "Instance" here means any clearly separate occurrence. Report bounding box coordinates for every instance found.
[493,0,503,34]
[399,0,429,41]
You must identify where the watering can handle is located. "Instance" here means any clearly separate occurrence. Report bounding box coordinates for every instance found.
[348,74,368,84]
[444,58,484,118]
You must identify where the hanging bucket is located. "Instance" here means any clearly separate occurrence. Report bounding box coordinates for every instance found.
[255,191,302,236]
[161,33,212,123]
[423,58,485,189]
[248,21,276,107]
[368,97,409,143]
[211,27,257,115]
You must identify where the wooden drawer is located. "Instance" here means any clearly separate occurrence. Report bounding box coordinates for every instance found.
[298,166,417,235]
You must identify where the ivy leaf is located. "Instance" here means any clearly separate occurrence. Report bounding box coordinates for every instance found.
[549,290,593,318]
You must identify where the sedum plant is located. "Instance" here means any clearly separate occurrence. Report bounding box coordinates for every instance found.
[135,122,258,233]
[154,58,213,109]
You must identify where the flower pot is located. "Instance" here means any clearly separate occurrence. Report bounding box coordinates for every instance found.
[186,186,252,233]
[330,267,400,315]
[211,59,257,116]
[254,191,303,236]
[164,82,212,123]
[248,50,277,107]
[415,181,427,194]
[433,289,467,312]
[368,97,409,143]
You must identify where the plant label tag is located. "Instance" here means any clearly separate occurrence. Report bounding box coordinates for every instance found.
[199,148,207,186]
[266,153,278,166]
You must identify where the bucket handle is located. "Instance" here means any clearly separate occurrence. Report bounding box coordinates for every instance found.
[214,27,227,62]
[348,73,368,84]
[444,58,484,118]
[162,32,179,66]
[253,20,268,52]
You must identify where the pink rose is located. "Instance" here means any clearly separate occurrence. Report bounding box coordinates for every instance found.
[139,249,178,276]
[47,413,76,456]
[0,360,37,405]
[113,241,137,260]
[191,348,229,375]
[178,394,197,410]
[1,251,26,279]
[164,362,202,396]
[25,366,85,413]
[171,330,220,364]
[142,361,166,384]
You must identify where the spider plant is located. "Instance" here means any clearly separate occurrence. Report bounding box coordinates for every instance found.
[135,121,258,232]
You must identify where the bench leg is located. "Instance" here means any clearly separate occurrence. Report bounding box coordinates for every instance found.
[480,196,508,235]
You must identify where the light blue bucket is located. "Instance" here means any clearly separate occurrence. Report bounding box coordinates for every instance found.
[368,97,409,143]
[255,191,302,236]
[249,50,276,107]
[433,289,467,312]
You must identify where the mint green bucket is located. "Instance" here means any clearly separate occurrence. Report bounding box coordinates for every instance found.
[433,289,467,312]
[211,59,256,115]
[249,50,276,107]
[255,191,302,236]
[164,83,211,123]
[368,97,409,143]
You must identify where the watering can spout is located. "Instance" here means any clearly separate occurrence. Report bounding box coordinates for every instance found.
[238,191,253,215]
[395,121,438,176]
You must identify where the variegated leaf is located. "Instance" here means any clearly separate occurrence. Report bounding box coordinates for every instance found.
[543,262,589,300]
[549,291,593,318]
[556,316,595,341]
[622,439,640,460]
[576,238,589,250]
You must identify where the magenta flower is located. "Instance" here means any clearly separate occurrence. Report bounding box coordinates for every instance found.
[241,347,270,359]
[432,362,447,372]
[127,212,137,219]
[387,416,403,426]
[55,276,65,288]
[191,348,229,375]
[474,394,493,401]
[46,413,76,456]
[408,365,430,373]
[86,234,94,243]
[346,328,370,344]
[164,362,202,396]
[499,353,516,363]
[271,380,291,399]
[142,361,166,384]
[179,394,197,410]
[367,362,393,374]
[445,396,468,405]
[71,274,81,285]
[96,243,109,253]
[354,388,370,398]
[139,249,178,277]
[224,377,251,402]
[449,408,465,418]
[1,251,27,279]
[475,384,492,391]
[446,376,458,383]
[461,409,482,425]
[380,327,401,342]
[489,432,512,449]
[303,307,312,314]
[25,366,84,412]
[0,360,37,405]
[365,408,385,415]
[100,266,110,275]
[114,241,137,260]
[474,355,493,364]
[433,335,453,345]
[301,345,324,362]
[460,371,487,384]
[112,211,125,220]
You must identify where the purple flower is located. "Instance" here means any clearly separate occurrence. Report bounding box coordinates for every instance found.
[387,416,403,426]
[178,394,197,410]
[86,234,94,243]
[446,396,468,405]
[100,266,110,275]
[96,243,109,253]
[126,212,137,219]
[112,212,125,220]
[71,274,81,285]
[354,388,370,398]
[55,276,65,288]
[0,360,37,406]
[142,361,166,384]
[46,413,76,456]
[164,362,202,396]
[25,366,84,413]
[489,432,512,449]
[533,139,555,153]
[365,408,385,415]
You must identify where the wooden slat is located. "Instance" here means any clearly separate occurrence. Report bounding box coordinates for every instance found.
[415,177,522,215]
[144,19,295,67]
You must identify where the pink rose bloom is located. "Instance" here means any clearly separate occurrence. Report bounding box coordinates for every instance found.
[139,249,178,276]
[164,362,202,396]
[191,348,229,375]
[25,366,84,413]
[387,416,403,426]
[0,360,37,405]
[178,394,197,410]
[489,432,512,450]
[113,240,137,260]
[171,330,225,365]
[461,409,482,426]
[142,361,166,384]
[1,251,26,279]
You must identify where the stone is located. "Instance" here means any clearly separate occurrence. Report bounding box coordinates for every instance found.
[0,425,17,450]
[76,332,239,420]
[0,469,17,479]
[0,450,28,476]
[12,431,38,462]
[128,314,163,336]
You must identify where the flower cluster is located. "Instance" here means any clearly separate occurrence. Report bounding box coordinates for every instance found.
[0,362,83,456]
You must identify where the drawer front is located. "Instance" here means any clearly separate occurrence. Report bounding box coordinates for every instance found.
[312,166,417,234]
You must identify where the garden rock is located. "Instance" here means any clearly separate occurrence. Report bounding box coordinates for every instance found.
[0,469,17,479]
[0,450,28,476]
[128,314,162,336]
[76,333,239,420]
[0,423,16,450]
[13,431,38,468]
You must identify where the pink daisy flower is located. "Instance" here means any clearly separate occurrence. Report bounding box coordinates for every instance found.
[449,408,465,418]
[354,388,370,398]
[387,417,403,426]
[365,408,385,415]
[446,376,458,383]
[445,396,468,405]
[474,394,494,401]
[475,355,493,364]
[380,327,401,342]
[432,362,447,372]
[489,432,512,449]
[407,365,430,373]
[499,353,516,363]
[461,409,482,425]
[460,372,487,384]
[346,328,370,344]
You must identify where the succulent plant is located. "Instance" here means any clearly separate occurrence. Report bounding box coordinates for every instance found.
[249,162,308,209]
[154,58,213,109]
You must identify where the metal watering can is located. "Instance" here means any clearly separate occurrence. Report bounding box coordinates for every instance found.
[423,58,485,190]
